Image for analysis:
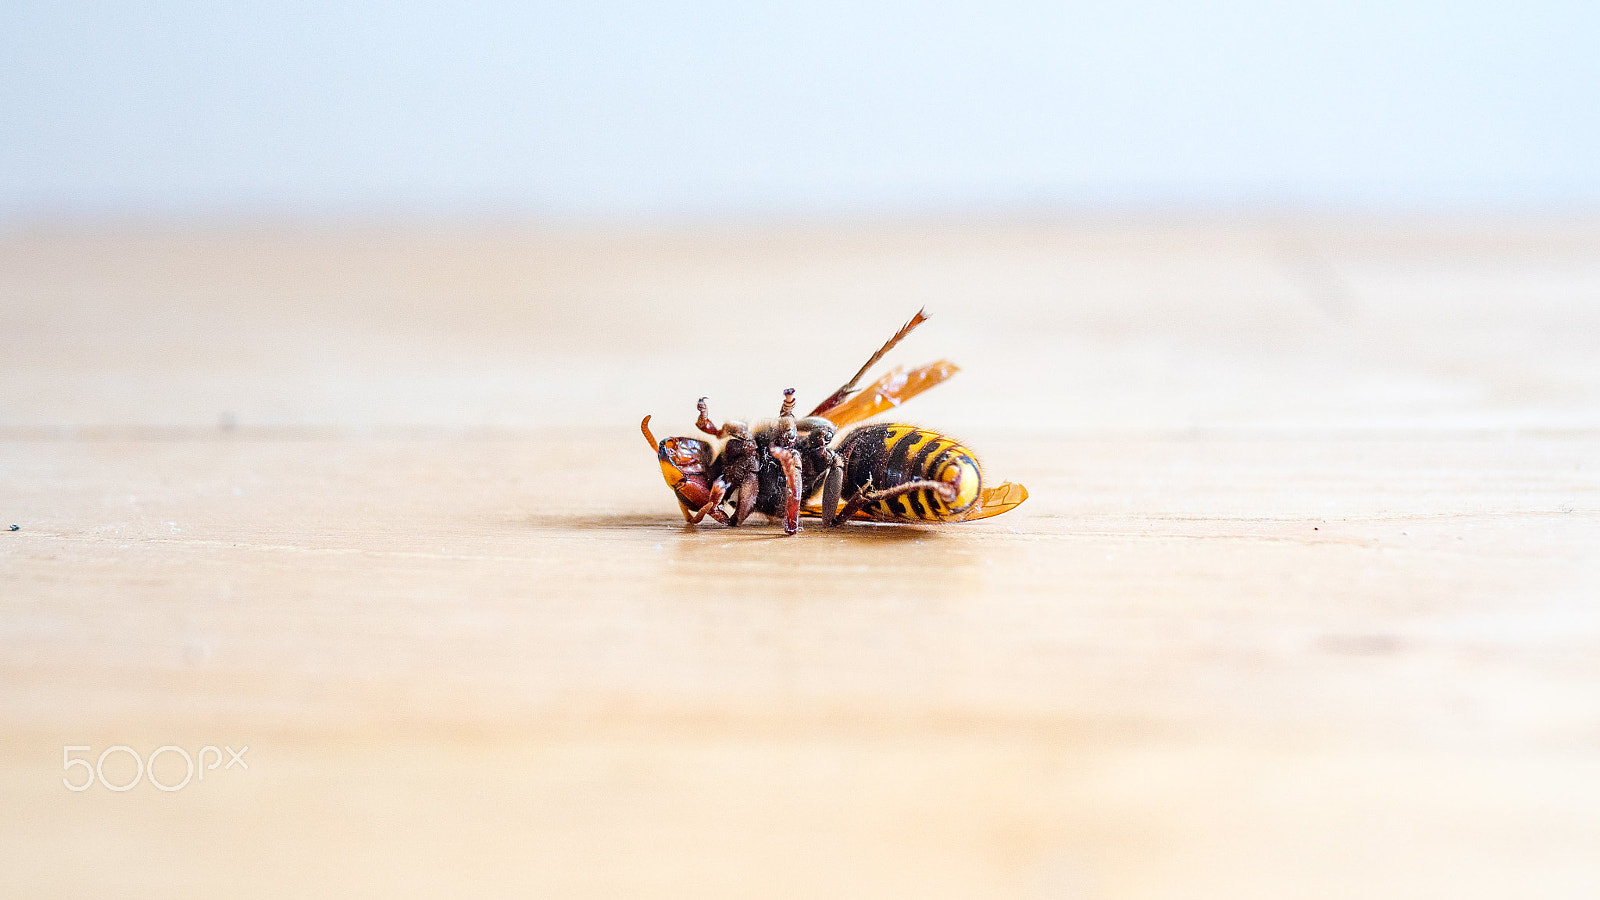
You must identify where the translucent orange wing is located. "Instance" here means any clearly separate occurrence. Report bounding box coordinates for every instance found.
[961,482,1029,521]
[811,308,933,418]
[797,502,894,522]
[815,359,960,428]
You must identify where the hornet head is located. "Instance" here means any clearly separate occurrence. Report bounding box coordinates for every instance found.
[640,415,715,514]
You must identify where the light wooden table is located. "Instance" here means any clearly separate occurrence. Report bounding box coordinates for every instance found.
[3,219,1598,898]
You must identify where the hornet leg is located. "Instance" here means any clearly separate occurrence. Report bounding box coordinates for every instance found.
[696,397,750,439]
[730,470,759,526]
[770,446,802,534]
[695,397,721,437]
[832,476,876,524]
[821,452,845,527]
[839,479,956,522]
[685,478,732,526]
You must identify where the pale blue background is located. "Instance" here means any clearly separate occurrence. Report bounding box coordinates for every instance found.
[4,0,1598,220]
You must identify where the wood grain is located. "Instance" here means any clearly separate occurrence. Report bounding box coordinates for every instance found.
[2,219,1598,898]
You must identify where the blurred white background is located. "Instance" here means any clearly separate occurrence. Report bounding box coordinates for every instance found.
[4,0,1598,221]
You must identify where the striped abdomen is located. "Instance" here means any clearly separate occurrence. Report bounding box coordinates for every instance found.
[835,424,983,522]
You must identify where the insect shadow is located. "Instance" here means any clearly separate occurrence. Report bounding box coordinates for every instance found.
[531,512,940,542]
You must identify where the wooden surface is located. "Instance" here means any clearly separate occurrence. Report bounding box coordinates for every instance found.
[3,219,1599,897]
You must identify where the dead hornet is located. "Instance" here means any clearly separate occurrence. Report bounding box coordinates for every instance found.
[640,309,1028,534]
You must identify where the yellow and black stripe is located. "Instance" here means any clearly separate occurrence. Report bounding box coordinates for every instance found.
[836,424,983,522]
